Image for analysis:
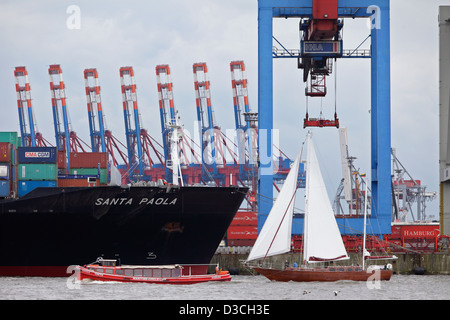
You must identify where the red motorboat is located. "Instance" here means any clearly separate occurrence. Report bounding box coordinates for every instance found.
[76,258,231,285]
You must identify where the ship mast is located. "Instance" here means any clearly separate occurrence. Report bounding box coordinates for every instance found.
[168,112,183,186]
[362,176,368,270]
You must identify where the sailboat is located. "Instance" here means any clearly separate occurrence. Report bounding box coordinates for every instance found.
[246,133,394,282]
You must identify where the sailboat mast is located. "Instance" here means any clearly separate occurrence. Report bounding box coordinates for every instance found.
[362,176,368,270]
[302,135,310,266]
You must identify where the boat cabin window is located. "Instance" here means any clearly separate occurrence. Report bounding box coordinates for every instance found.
[153,269,162,278]
[144,269,152,277]
[346,268,353,272]
[134,269,143,277]
[124,269,133,277]
[337,268,345,272]
[162,269,171,278]
[105,268,113,274]
[328,268,335,272]
[173,268,181,277]
[98,259,117,267]
[115,269,123,275]
[96,268,104,273]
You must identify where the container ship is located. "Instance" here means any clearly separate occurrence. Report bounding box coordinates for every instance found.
[0,133,248,277]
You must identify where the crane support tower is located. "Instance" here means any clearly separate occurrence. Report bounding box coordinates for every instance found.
[230,61,259,209]
[156,64,203,184]
[193,62,218,180]
[257,0,391,236]
[49,64,88,169]
[119,66,144,180]
[14,66,48,147]
[156,64,176,181]
[230,61,258,181]
[84,68,106,153]
[84,68,128,168]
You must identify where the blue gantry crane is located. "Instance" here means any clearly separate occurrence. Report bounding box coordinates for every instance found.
[193,62,219,182]
[84,68,129,169]
[156,64,177,182]
[257,0,391,236]
[14,66,50,147]
[84,68,106,153]
[230,61,252,180]
[119,66,145,180]
[48,64,89,169]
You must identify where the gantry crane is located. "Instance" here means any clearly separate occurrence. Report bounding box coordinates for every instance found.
[298,0,341,128]
[257,0,391,237]
[193,62,221,182]
[84,68,128,167]
[193,62,240,185]
[84,68,106,153]
[230,61,258,204]
[156,64,201,183]
[392,149,437,222]
[119,66,145,179]
[48,64,88,169]
[230,61,253,174]
[14,66,50,147]
[120,66,164,181]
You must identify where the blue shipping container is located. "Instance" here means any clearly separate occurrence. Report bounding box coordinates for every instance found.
[0,180,9,197]
[18,147,57,164]
[18,180,57,197]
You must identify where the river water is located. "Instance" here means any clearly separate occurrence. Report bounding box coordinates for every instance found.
[0,274,448,300]
[0,274,447,318]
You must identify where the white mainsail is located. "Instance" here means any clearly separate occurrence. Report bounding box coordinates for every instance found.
[246,145,303,262]
[303,133,349,263]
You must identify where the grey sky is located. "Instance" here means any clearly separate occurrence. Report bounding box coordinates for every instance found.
[0,0,447,218]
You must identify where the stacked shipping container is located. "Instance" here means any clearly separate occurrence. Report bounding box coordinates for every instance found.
[0,132,20,198]
[61,152,109,187]
[17,146,57,197]
[0,142,13,197]
[226,210,258,246]
[0,132,111,194]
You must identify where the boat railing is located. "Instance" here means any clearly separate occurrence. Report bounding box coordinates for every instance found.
[241,259,288,272]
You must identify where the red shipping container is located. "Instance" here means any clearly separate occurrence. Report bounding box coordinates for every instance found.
[390,224,440,240]
[58,178,99,187]
[227,239,256,247]
[70,152,108,168]
[58,151,66,169]
[230,211,258,226]
[227,226,258,240]
[394,180,421,187]
[400,224,440,239]
[390,225,402,239]
[0,142,11,163]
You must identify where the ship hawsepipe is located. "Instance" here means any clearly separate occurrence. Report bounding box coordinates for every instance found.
[0,185,248,277]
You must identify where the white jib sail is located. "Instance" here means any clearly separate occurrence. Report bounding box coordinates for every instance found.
[303,133,349,263]
[246,146,302,262]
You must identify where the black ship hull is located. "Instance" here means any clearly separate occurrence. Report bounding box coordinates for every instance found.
[0,185,247,276]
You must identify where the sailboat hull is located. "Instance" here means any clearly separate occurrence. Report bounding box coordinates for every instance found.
[253,266,393,282]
